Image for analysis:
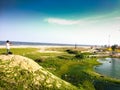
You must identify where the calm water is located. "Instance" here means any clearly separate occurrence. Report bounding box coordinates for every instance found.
[94,58,120,79]
[0,41,89,46]
[94,58,120,90]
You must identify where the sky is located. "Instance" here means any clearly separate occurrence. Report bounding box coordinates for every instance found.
[1,0,120,45]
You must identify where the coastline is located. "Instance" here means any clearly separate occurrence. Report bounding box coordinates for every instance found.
[0,45,90,49]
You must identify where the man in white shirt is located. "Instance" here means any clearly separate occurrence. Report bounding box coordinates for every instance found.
[6,40,11,54]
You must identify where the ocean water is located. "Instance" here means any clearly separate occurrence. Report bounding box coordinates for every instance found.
[0,41,78,46]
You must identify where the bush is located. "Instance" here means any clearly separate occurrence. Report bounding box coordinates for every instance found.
[75,53,84,59]
[66,49,79,54]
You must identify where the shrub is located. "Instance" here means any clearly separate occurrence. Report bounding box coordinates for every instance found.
[66,49,79,54]
[75,53,84,59]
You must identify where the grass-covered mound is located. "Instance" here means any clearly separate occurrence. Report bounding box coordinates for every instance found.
[0,55,80,90]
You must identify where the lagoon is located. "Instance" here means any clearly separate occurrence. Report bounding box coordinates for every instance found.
[95,58,120,79]
[94,58,120,90]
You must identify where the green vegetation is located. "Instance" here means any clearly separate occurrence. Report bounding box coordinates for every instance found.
[0,59,78,90]
[0,47,120,90]
[0,60,35,90]
[0,48,38,55]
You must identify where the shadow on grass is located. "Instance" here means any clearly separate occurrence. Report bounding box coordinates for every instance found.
[0,53,13,55]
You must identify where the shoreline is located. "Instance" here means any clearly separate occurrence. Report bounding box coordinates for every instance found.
[0,45,91,49]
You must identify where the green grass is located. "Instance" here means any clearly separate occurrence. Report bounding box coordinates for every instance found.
[0,48,38,55]
[0,60,79,90]
[23,49,99,90]
[1,47,120,90]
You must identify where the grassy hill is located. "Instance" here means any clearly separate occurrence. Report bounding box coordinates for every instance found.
[0,55,80,90]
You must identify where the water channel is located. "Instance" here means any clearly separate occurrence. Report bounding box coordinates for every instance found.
[94,58,120,90]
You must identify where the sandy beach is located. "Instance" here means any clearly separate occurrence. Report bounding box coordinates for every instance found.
[0,45,90,53]
[0,45,90,49]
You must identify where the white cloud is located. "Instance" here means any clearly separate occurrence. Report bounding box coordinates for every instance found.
[44,14,120,28]
[45,18,80,25]
[44,16,110,26]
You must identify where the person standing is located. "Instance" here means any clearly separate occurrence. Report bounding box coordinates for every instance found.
[6,40,11,54]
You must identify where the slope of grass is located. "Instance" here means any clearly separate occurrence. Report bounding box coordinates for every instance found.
[0,57,80,90]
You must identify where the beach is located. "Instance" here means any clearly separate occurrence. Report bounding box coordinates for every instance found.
[0,45,90,49]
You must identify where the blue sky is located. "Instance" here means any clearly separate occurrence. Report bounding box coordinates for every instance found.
[1,0,120,45]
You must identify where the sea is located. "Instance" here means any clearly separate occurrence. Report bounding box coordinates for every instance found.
[0,41,91,47]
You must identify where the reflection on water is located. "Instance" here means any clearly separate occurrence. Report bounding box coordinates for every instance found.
[95,58,120,79]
